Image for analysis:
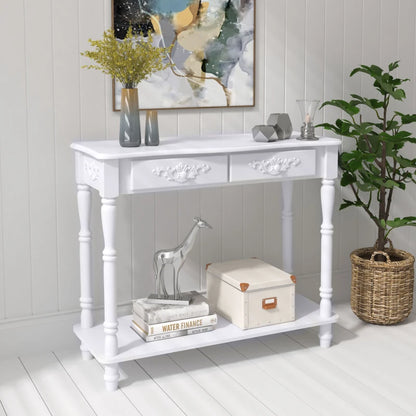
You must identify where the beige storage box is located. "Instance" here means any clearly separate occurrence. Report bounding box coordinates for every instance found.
[206,258,296,329]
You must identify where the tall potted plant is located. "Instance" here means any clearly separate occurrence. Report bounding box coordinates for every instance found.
[82,27,172,147]
[319,61,416,324]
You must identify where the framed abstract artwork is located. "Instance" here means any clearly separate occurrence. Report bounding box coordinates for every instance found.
[112,0,255,111]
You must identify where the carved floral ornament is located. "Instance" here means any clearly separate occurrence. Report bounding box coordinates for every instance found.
[152,162,211,184]
[249,156,301,176]
[84,159,101,182]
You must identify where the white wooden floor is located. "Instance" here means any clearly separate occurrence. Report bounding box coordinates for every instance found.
[1,303,416,416]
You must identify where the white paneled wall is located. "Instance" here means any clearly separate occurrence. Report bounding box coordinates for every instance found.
[1,0,416,323]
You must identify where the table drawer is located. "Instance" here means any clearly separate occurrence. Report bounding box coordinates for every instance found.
[130,155,228,191]
[230,149,316,182]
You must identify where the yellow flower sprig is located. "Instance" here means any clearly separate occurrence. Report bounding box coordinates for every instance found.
[81,27,172,88]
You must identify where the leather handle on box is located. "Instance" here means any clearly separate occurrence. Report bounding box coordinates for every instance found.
[262,297,277,310]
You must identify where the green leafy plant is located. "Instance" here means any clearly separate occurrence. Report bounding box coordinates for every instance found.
[318,61,416,252]
[81,27,172,88]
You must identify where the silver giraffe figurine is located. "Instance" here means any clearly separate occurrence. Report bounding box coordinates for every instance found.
[152,217,212,303]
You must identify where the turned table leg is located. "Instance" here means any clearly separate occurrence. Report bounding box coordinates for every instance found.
[319,179,335,348]
[77,184,94,360]
[101,197,119,391]
[282,181,294,274]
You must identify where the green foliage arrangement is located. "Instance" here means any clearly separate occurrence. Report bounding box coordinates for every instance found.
[319,61,416,252]
[81,27,172,88]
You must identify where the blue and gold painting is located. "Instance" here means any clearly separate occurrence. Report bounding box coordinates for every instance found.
[113,0,255,110]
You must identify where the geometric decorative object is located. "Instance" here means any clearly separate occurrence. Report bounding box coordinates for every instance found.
[113,0,255,111]
[252,125,279,142]
[267,113,293,140]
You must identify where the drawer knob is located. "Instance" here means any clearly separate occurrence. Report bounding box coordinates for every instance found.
[152,163,211,184]
[249,156,301,176]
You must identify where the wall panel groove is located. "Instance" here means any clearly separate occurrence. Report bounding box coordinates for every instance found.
[0,0,32,319]
[25,0,59,315]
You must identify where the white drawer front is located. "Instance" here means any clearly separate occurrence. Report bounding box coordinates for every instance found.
[230,149,316,182]
[131,156,228,191]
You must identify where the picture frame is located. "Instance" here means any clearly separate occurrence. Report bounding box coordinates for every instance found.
[112,0,256,111]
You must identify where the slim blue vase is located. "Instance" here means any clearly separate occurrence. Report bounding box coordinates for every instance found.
[145,110,159,146]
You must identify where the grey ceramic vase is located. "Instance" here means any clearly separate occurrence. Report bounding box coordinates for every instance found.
[145,110,160,146]
[119,88,141,147]
[267,113,293,140]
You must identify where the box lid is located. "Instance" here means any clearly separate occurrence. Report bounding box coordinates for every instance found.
[207,258,295,292]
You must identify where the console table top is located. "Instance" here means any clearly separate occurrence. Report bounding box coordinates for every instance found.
[71,133,341,160]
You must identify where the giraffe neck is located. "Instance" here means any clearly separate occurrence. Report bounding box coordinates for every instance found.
[180,223,200,256]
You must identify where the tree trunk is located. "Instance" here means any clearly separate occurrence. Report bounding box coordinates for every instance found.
[376,102,388,253]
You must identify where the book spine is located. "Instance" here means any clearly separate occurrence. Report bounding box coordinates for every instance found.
[131,323,215,342]
[132,305,209,325]
[133,313,217,336]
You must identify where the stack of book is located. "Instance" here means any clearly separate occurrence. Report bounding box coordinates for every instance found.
[131,292,217,342]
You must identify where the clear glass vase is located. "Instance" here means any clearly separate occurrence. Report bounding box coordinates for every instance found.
[119,88,141,147]
[296,99,320,140]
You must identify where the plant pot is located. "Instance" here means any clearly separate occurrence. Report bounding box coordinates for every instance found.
[119,88,141,147]
[350,246,415,325]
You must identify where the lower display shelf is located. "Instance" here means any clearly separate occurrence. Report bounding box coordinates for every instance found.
[74,294,338,365]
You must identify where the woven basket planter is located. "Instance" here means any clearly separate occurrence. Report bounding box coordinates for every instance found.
[350,246,415,325]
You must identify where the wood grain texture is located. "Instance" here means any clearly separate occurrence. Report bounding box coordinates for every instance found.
[231,337,365,416]
[20,352,95,416]
[137,355,230,416]
[0,358,51,416]
[170,348,276,416]
[119,360,185,416]
[263,332,411,416]
[55,350,139,415]
[201,342,320,415]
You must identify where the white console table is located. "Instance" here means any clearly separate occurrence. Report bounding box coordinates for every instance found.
[71,133,341,391]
